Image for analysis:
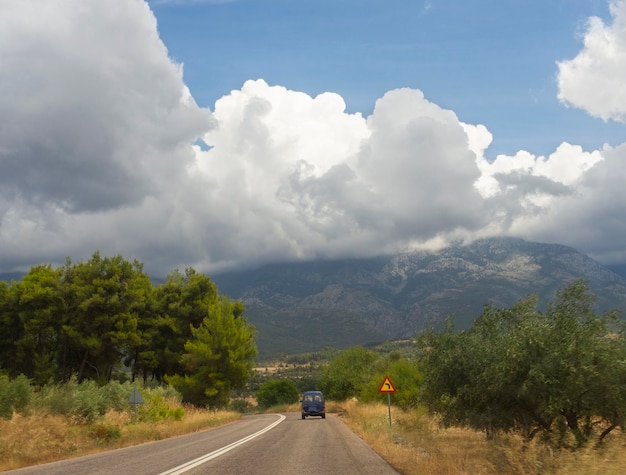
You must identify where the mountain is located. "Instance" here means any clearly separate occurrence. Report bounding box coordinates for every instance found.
[212,238,626,358]
[607,264,626,280]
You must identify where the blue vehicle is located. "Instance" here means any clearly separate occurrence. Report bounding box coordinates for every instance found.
[301,391,325,419]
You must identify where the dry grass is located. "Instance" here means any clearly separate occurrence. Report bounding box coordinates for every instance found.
[0,406,241,472]
[5,400,626,474]
[337,400,626,475]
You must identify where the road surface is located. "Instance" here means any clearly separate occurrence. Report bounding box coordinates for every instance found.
[5,412,400,474]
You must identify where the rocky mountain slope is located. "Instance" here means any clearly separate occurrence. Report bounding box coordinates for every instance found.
[213,238,626,358]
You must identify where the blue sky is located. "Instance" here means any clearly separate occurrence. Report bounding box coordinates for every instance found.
[149,0,624,157]
[1,0,626,276]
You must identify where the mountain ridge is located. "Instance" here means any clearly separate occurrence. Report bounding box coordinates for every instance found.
[212,238,626,358]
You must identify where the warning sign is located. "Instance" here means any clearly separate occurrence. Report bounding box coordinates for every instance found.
[128,388,145,405]
[378,375,397,393]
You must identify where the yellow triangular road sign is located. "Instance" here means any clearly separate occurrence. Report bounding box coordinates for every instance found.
[378,375,397,393]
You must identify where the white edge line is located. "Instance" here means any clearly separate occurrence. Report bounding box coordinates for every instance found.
[158,414,286,475]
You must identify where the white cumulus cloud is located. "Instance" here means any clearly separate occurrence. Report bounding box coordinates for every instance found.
[1,0,626,276]
[557,0,626,122]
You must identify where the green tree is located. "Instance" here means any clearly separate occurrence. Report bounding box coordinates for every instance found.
[256,379,300,409]
[418,298,545,439]
[167,295,257,407]
[61,253,152,383]
[13,265,66,384]
[417,280,626,447]
[319,346,378,401]
[0,281,20,377]
[145,269,219,383]
[520,280,626,446]
[0,258,248,391]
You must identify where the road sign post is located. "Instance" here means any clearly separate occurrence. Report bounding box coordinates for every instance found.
[378,376,397,428]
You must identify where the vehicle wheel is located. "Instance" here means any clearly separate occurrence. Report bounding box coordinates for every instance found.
[302,414,305,419]
[322,413,325,419]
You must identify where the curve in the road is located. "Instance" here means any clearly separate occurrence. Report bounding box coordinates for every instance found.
[158,414,286,475]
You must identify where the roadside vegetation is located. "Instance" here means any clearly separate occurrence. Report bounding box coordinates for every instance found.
[339,400,626,475]
[0,380,239,471]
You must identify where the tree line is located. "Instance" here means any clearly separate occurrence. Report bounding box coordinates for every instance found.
[0,252,256,407]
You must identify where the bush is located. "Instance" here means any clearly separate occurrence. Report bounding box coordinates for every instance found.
[0,375,187,425]
[320,347,378,400]
[37,377,110,423]
[101,381,134,412]
[141,384,182,403]
[230,398,254,413]
[0,374,34,419]
[138,393,185,422]
[361,357,423,410]
[256,379,299,409]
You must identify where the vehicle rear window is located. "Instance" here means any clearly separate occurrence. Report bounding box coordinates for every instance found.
[303,393,323,402]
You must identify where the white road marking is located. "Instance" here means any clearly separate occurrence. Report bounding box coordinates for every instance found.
[158,414,286,475]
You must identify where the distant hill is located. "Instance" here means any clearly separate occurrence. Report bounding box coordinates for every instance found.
[212,238,626,358]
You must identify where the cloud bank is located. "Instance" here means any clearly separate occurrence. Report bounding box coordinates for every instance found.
[1,0,625,276]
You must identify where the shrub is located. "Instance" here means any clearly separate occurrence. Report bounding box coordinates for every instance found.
[138,393,185,422]
[0,374,34,419]
[37,377,109,423]
[320,347,378,401]
[361,357,423,410]
[256,379,299,409]
[230,398,254,413]
[101,381,133,412]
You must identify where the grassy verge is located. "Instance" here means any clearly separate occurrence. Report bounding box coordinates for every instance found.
[0,406,240,472]
[5,398,626,474]
[336,400,626,475]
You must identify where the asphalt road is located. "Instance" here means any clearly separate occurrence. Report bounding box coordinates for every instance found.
[4,413,400,475]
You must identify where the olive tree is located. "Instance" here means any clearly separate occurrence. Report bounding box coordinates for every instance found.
[418,280,626,448]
